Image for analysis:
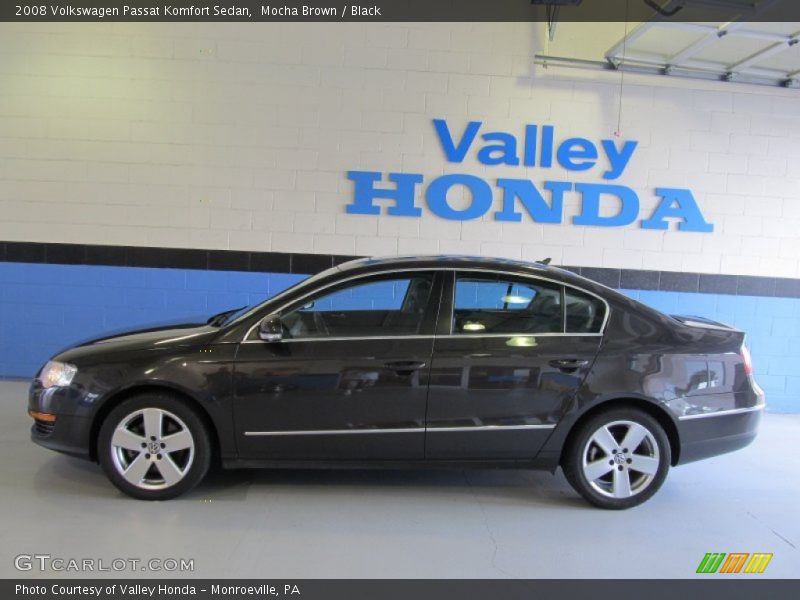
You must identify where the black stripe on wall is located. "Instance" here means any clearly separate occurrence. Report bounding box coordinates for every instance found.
[1,241,799,299]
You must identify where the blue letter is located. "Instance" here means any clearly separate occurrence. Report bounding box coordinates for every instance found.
[540,125,554,168]
[426,174,492,221]
[601,139,638,180]
[433,119,481,163]
[523,124,538,167]
[346,171,422,217]
[495,180,571,223]
[477,132,519,166]
[573,183,639,227]
[641,188,714,232]
[557,138,598,171]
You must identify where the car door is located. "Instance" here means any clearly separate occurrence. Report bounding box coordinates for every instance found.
[233,270,442,461]
[425,271,606,460]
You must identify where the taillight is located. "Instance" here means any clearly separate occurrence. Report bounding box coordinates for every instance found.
[741,344,754,376]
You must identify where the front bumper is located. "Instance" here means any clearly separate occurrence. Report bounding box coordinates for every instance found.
[28,381,94,460]
[30,413,93,460]
[676,405,763,465]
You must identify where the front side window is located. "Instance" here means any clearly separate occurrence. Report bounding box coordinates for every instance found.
[453,274,562,334]
[279,273,434,339]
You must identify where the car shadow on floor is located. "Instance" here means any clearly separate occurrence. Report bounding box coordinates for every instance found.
[32,454,588,510]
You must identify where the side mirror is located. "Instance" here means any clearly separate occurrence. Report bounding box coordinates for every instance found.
[258,314,283,342]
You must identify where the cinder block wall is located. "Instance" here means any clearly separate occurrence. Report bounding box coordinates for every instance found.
[0,23,798,410]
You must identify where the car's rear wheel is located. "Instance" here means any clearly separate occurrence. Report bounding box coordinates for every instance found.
[562,407,670,509]
[98,393,211,500]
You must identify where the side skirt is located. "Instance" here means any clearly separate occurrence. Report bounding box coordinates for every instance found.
[221,458,556,471]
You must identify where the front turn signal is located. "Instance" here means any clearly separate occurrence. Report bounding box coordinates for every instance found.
[29,410,57,423]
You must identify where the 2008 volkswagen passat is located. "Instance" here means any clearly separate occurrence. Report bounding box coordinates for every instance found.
[28,256,765,509]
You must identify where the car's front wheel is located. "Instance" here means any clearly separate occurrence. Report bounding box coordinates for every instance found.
[562,407,671,509]
[98,393,211,500]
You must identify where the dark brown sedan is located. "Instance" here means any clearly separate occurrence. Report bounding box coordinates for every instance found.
[29,256,764,508]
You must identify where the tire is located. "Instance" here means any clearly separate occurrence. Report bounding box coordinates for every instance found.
[97,393,212,500]
[562,407,671,509]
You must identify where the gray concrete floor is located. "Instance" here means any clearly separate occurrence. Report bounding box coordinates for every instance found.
[1,380,798,579]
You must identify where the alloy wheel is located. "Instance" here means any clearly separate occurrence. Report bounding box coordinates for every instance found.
[109,408,195,490]
[580,420,660,499]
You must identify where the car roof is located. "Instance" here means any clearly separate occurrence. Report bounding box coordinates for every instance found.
[331,254,623,303]
[333,255,595,284]
[336,254,553,274]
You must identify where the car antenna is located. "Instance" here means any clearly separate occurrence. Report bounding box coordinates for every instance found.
[538,257,552,265]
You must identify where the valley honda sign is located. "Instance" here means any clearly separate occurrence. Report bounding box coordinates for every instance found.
[345,118,713,233]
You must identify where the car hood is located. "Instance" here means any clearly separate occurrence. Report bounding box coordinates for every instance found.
[54,317,223,362]
[83,322,217,347]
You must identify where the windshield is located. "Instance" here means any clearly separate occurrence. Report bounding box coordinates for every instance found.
[218,266,340,326]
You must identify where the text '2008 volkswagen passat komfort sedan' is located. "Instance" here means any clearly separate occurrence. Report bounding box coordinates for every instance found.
[28,256,765,509]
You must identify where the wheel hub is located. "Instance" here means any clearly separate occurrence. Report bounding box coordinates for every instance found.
[147,440,161,454]
[613,452,627,465]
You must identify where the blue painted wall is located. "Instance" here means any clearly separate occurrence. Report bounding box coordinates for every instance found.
[0,262,305,378]
[1,262,796,412]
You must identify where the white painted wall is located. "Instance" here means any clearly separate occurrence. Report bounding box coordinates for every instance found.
[0,22,798,278]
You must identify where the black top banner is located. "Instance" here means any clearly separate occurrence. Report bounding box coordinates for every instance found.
[3,0,800,22]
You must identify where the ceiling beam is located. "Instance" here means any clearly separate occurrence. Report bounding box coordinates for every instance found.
[655,22,789,43]
[608,50,791,79]
[545,4,560,43]
[605,21,654,67]
[535,53,796,89]
[728,33,800,73]
[608,0,788,67]
[733,29,797,43]
[667,23,740,66]
[604,1,695,64]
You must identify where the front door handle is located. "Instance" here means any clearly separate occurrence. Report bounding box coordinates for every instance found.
[549,358,590,372]
[385,360,427,376]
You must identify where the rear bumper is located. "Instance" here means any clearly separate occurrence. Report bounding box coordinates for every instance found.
[676,405,763,465]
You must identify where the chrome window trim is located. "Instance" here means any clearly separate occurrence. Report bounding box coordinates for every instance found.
[242,266,610,343]
[243,423,556,436]
[450,269,609,337]
[677,403,765,421]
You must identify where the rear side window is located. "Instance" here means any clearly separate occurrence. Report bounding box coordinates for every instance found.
[565,289,605,333]
[453,274,562,334]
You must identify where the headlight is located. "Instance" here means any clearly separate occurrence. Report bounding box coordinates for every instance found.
[39,361,78,389]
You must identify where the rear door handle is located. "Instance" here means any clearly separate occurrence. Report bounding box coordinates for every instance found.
[549,359,590,372]
[385,360,427,375]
